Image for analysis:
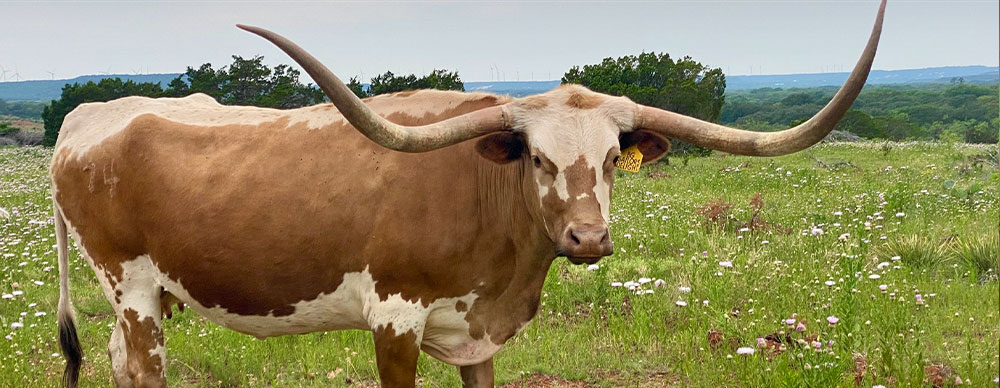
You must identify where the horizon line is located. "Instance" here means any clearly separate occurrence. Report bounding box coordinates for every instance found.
[1,64,997,84]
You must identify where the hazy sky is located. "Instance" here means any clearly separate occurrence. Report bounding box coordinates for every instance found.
[2,1,997,82]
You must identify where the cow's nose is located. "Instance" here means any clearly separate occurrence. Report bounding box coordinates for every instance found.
[562,224,613,258]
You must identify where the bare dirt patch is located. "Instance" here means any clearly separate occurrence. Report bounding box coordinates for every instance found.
[501,371,679,388]
[501,373,596,388]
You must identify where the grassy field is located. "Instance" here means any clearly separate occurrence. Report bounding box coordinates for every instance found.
[0,142,997,387]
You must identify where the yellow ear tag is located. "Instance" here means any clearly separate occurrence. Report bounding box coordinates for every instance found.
[615,145,643,173]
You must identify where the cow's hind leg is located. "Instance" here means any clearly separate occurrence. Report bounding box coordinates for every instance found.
[116,306,166,388]
[108,322,132,387]
[106,259,167,388]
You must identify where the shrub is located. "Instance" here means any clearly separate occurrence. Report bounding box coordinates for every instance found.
[951,235,999,283]
[875,235,949,271]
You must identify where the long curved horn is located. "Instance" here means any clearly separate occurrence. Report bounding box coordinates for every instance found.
[633,0,886,156]
[237,25,512,152]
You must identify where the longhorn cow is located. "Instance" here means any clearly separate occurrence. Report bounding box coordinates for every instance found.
[52,2,885,387]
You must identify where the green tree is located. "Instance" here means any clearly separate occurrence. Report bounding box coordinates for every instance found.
[166,55,326,109]
[42,79,165,146]
[360,69,465,97]
[780,92,822,106]
[965,120,998,144]
[2,100,46,119]
[835,109,883,139]
[417,69,465,92]
[732,118,782,132]
[874,111,921,140]
[347,77,368,99]
[562,52,726,156]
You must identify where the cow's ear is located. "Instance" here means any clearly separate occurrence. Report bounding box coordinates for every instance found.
[475,132,525,164]
[619,130,670,165]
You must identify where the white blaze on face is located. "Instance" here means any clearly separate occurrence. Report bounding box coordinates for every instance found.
[594,161,613,223]
[510,87,634,229]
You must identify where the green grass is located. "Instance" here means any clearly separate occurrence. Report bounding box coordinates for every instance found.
[1,142,997,387]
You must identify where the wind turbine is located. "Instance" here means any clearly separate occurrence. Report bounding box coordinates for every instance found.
[46,69,56,80]
[0,65,8,82]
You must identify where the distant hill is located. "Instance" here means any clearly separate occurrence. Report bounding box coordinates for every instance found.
[0,74,178,101]
[464,66,999,95]
[724,65,998,90]
[0,66,996,101]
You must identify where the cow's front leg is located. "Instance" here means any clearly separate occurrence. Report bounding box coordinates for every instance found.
[372,323,421,388]
[458,357,494,388]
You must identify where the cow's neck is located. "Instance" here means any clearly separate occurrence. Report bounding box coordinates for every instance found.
[469,157,556,339]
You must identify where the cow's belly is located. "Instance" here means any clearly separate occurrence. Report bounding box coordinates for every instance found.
[170,271,509,365]
[153,263,484,340]
[420,325,505,366]
[155,268,370,337]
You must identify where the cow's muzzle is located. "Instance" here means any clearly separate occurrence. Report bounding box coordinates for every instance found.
[559,223,613,264]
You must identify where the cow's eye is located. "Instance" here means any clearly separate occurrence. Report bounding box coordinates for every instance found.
[532,155,542,168]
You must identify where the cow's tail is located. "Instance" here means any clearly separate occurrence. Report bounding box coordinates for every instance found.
[55,204,82,388]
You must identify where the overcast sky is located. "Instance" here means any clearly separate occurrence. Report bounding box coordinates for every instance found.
[1,1,997,82]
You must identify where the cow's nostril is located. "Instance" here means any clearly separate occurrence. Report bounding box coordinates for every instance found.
[569,232,581,245]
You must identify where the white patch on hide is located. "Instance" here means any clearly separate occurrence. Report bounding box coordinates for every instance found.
[553,170,571,201]
[594,165,612,223]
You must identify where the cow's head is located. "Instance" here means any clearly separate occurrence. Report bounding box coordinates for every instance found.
[237,0,884,264]
[473,87,670,263]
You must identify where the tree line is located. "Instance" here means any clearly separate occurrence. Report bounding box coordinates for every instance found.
[347,69,464,98]
[35,51,997,149]
[721,81,999,143]
[39,56,465,146]
[0,99,45,119]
